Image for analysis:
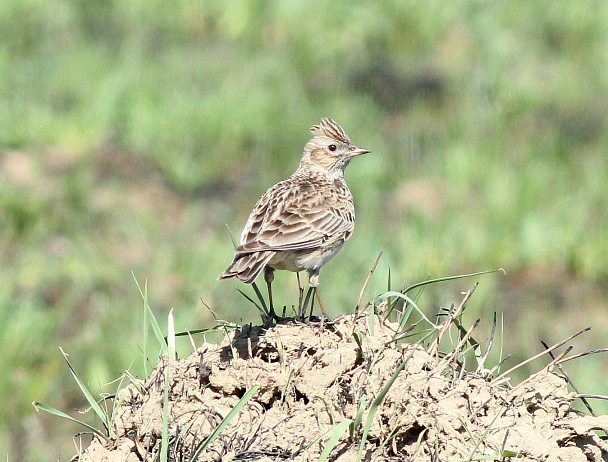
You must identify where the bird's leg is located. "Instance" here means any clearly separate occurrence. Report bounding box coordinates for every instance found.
[296,272,304,318]
[263,266,277,324]
[308,271,328,319]
[313,286,328,318]
[301,287,314,321]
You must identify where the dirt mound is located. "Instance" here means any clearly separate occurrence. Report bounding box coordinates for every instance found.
[76,313,608,461]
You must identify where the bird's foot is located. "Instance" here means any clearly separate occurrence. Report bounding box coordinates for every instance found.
[262,306,286,328]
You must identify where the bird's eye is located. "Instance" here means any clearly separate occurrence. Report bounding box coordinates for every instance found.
[328,144,337,152]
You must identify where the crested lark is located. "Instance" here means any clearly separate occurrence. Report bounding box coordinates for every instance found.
[219,117,369,321]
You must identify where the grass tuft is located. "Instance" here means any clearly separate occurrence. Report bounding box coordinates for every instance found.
[34,264,608,461]
[189,384,260,461]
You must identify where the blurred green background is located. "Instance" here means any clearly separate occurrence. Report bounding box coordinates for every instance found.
[2,0,608,459]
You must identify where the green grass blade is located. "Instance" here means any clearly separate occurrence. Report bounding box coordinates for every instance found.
[318,419,353,462]
[251,281,269,314]
[350,394,367,439]
[143,282,149,377]
[377,291,437,328]
[371,422,406,460]
[173,323,240,338]
[132,272,150,377]
[463,407,506,462]
[352,330,364,361]
[109,374,128,424]
[161,361,170,462]
[32,401,109,441]
[236,288,267,317]
[147,304,167,354]
[189,384,259,461]
[226,224,237,249]
[187,330,197,354]
[395,302,415,334]
[59,347,110,434]
[403,268,504,295]
[161,309,177,462]
[359,351,413,460]
[383,275,428,320]
[133,273,168,359]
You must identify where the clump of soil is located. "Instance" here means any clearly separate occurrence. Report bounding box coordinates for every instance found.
[77,312,608,461]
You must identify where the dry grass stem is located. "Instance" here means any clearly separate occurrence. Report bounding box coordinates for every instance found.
[427,283,478,357]
[355,251,382,315]
[490,327,591,385]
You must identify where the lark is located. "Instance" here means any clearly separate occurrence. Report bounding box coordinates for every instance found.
[219,117,369,321]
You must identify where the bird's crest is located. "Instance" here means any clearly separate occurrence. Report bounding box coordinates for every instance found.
[310,117,352,145]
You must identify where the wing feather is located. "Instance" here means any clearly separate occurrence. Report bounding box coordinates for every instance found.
[237,177,354,253]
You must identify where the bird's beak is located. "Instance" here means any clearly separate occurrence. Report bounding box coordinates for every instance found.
[347,147,370,158]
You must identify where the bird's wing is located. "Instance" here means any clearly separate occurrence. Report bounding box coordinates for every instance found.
[237,181,354,253]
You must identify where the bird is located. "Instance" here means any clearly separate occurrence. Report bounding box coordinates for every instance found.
[219,117,369,322]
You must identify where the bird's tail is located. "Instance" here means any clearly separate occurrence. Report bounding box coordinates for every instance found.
[218,251,274,284]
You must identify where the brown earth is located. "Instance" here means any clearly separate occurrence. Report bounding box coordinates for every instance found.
[76,312,608,461]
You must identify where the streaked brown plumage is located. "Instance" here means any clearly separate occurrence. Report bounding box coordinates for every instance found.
[219,117,369,320]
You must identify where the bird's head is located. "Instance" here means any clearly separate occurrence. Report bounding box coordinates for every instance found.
[300,117,369,175]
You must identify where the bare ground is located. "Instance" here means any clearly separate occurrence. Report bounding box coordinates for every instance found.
[76,312,608,461]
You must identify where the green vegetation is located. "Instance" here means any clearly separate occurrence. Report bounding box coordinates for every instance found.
[36,281,605,461]
[2,1,608,459]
